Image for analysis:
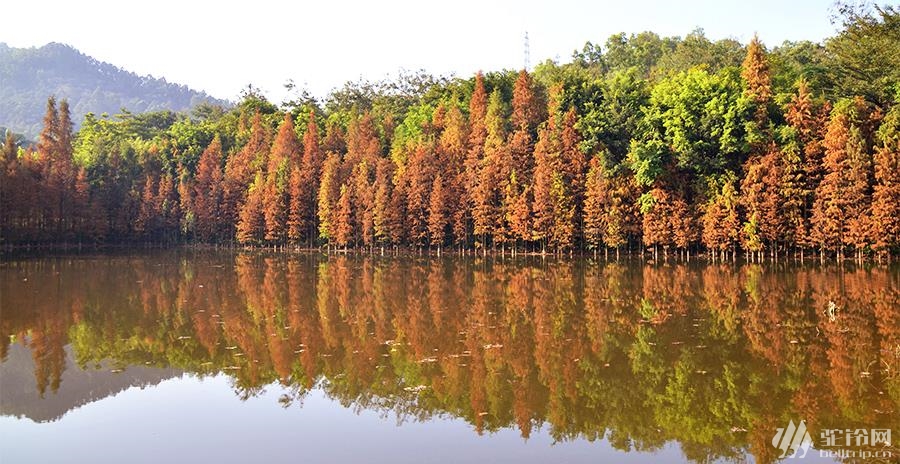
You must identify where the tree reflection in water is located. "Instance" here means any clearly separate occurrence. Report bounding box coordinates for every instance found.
[1,252,898,463]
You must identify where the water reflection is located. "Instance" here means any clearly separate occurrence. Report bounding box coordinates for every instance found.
[1,252,898,463]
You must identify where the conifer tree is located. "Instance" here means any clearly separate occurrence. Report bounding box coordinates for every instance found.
[224,111,267,237]
[439,104,468,245]
[193,136,224,242]
[318,153,343,243]
[509,70,540,181]
[299,110,322,243]
[785,80,827,248]
[287,165,304,243]
[741,34,772,128]
[702,180,741,257]
[405,143,434,246]
[334,184,353,248]
[583,157,609,252]
[472,90,506,247]
[237,172,266,244]
[642,188,674,256]
[465,72,488,243]
[136,175,158,238]
[811,109,854,255]
[428,174,449,247]
[373,158,395,246]
[264,113,300,243]
[871,106,900,255]
[843,126,872,255]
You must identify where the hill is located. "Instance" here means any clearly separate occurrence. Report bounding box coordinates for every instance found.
[0,42,228,140]
[0,343,182,423]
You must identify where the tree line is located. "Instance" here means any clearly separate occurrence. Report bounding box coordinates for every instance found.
[2,6,899,260]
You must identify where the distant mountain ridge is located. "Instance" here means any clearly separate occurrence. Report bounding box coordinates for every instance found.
[0,42,229,140]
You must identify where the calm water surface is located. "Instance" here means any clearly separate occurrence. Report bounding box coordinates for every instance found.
[1,251,897,463]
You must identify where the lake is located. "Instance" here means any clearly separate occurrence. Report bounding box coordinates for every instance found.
[1,251,897,463]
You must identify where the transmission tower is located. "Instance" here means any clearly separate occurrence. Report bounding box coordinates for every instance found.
[524,31,530,71]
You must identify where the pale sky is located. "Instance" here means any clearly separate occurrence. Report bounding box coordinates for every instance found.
[5,0,840,104]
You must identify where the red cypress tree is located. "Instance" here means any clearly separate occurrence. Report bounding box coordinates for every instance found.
[508,70,541,181]
[177,165,194,238]
[778,135,807,249]
[558,107,584,249]
[351,161,375,247]
[287,165,304,243]
[386,176,408,245]
[298,110,322,244]
[740,143,782,253]
[157,172,180,241]
[642,188,674,255]
[193,135,224,242]
[741,34,772,129]
[35,98,59,239]
[37,97,59,165]
[811,109,852,254]
[237,171,266,244]
[472,90,506,247]
[843,126,873,256]
[224,110,267,237]
[428,174,449,247]
[264,113,300,243]
[531,118,557,246]
[583,157,609,251]
[871,106,900,254]
[344,114,379,248]
[317,153,342,243]
[465,72,488,240]
[373,158,395,245]
[323,120,346,155]
[702,180,741,257]
[72,167,95,241]
[504,171,531,246]
[549,171,575,251]
[334,184,353,248]
[785,81,828,249]
[439,105,468,245]
[670,196,697,252]
[583,157,609,250]
[531,85,562,247]
[136,174,158,238]
[405,143,434,246]
[809,100,876,258]
[36,97,76,239]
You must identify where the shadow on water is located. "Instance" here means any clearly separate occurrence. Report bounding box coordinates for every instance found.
[1,250,898,463]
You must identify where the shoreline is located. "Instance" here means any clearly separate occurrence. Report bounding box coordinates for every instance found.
[1,242,895,265]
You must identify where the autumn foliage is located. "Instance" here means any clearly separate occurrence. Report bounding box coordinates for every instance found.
[2,27,899,260]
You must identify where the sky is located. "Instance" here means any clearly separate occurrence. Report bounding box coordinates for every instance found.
[5,0,842,104]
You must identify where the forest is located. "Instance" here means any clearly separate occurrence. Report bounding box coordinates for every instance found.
[1,5,899,260]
